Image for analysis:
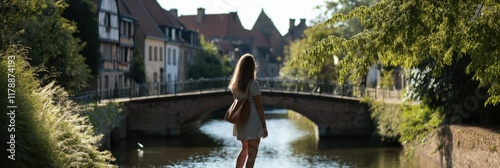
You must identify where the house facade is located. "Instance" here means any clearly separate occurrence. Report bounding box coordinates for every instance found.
[94,0,122,97]
[122,0,167,85]
[117,0,135,87]
[142,0,201,93]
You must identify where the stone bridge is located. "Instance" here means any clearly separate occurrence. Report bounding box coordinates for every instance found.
[122,89,373,138]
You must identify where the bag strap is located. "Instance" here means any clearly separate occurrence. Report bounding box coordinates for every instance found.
[231,79,253,99]
[246,79,252,99]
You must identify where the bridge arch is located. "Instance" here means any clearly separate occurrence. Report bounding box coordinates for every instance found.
[123,90,373,138]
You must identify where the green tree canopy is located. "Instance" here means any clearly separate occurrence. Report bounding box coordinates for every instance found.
[301,0,500,106]
[283,0,379,83]
[62,0,100,76]
[0,0,91,93]
[281,27,339,82]
[188,36,232,79]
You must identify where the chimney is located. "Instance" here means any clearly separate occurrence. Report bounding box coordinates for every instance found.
[170,8,178,17]
[289,18,295,30]
[300,18,306,25]
[197,8,205,23]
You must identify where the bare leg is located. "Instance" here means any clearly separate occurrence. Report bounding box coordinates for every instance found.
[236,140,248,168]
[245,139,261,168]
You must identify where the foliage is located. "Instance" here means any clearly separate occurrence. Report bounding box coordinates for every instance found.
[188,36,232,79]
[380,69,394,89]
[361,97,402,141]
[405,55,499,124]
[0,44,115,167]
[0,0,91,93]
[83,102,124,137]
[301,0,500,106]
[400,103,444,145]
[62,0,101,76]
[280,27,339,82]
[284,0,379,83]
[0,44,55,167]
[36,82,116,167]
[131,46,146,83]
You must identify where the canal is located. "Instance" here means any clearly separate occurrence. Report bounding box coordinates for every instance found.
[111,109,418,167]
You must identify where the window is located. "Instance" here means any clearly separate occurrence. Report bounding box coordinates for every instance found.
[120,21,124,35]
[130,22,134,37]
[105,13,111,31]
[154,72,158,83]
[159,47,163,61]
[148,46,152,61]
[173,49,177,65]
[154,46,158,61]
[102,44,112,60]
[171,29,176,41]
[104,75,109,89]
[167,48,171,65]
[160,68,164,82]
[124,48,128,62]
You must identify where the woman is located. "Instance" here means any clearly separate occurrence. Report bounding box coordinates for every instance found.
[228,53,268,168]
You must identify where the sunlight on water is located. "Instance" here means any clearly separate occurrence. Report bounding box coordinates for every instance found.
[112,109,415,168]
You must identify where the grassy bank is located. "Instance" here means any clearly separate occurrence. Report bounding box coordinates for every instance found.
[0,45,115,167]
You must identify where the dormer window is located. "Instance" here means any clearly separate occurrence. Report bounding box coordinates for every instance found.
[171,28,176,41]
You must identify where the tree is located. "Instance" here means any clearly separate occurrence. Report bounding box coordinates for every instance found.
[131,47,146,83]
[188,36,232,79]
[300,0,500,122]
[62,0,101,76]
[0,0,91,93]
[283,0,379,83]
[280,26,339,82]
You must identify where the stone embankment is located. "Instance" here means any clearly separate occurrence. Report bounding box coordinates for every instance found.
[411,125,499,168]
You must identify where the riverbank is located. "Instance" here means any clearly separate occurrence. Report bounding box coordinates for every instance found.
[409,124,500,167]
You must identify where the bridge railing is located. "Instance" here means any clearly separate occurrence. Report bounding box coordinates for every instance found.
[71,77,403,104]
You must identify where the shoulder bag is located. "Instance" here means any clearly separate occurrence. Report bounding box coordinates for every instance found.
[224,79,253,125]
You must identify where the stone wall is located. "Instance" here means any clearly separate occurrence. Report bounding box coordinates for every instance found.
[411,125,500,167]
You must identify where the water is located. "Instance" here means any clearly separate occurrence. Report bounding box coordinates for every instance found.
[111,109,417,168]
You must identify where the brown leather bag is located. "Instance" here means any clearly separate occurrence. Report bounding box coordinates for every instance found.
[224,80,252,125]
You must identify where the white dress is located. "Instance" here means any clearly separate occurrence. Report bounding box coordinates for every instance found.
[232,80,264,140]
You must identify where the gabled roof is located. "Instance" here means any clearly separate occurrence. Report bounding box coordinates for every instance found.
[117,0,134,19]
[141,0,183,28]
[251,9,282,36]
[121,0,165,39]
[251,31,269,47]
[179,11,252,41]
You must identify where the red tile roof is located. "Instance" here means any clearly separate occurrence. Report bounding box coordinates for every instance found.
[141,0,183,28]
[179,11,252,41]
[251,31,269,47]
[121,0,165,39]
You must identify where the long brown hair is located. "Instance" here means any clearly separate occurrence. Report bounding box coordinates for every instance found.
[228,53,257,92]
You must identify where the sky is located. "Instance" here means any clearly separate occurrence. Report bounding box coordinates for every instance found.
[158,0,326,36]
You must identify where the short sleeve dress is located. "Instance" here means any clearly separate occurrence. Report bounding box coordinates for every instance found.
[232,80,265,140]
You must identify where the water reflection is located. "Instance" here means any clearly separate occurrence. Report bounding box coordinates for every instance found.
[111,109,416,168]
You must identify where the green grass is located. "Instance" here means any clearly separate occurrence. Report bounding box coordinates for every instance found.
[0,44,115,167]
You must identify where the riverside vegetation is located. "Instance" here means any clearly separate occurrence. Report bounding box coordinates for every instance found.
[0,44,119,167]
